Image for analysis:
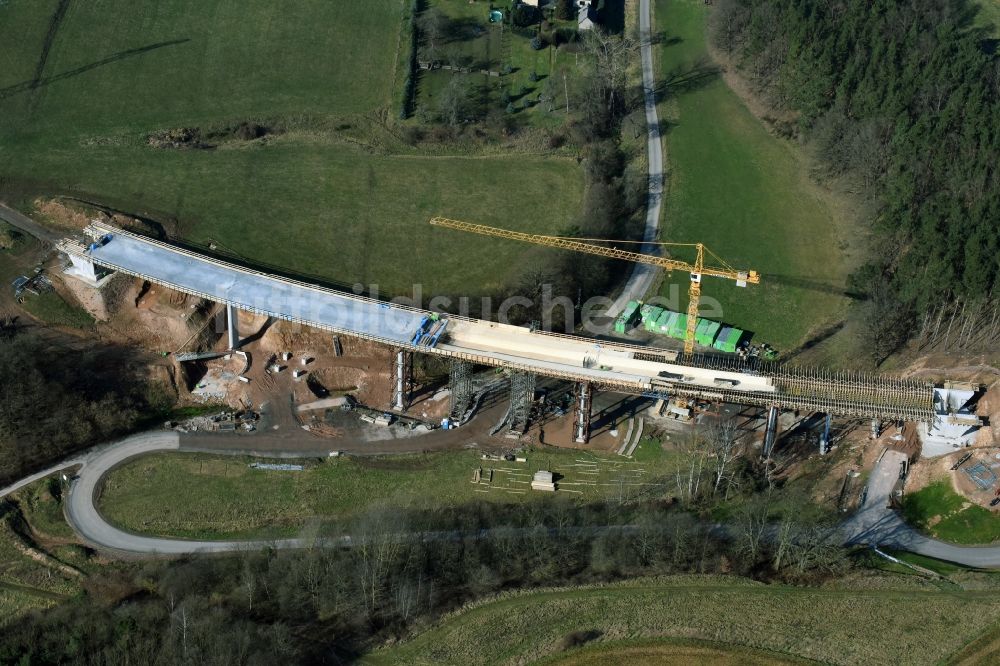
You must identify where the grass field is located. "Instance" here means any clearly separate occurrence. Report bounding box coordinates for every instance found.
[902,480,1000,545]
[364,576,1000,665]
[0,0,584,297]
[652,0,851,352]
[98,444,679,539]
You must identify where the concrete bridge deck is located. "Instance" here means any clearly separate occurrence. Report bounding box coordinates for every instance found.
[58,222,934,421]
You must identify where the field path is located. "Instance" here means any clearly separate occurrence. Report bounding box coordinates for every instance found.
[607,0,664,316]
[0,202,59,244]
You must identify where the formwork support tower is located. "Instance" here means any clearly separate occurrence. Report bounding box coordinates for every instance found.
[509,371,537,434]
[449,359,474,420]
[574,382,592,443]
[392,349,412,411]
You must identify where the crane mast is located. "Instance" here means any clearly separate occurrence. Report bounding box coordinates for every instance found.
[429,217,760,356]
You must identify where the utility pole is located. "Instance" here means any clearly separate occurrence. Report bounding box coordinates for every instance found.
[563,72,570,113]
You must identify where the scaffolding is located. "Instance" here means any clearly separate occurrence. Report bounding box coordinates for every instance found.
[509,371,536,434]
[574,382,592,443]
[449,359,474,420]
[633,355,935,422]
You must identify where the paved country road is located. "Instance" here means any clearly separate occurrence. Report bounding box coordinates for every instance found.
[8,434,1000,563]
[843,450,1000,568]
[607,0,664,317]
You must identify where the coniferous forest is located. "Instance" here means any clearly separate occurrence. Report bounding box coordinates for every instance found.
[712,0,999,358]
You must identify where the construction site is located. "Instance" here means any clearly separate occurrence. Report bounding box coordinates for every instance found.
[34,219,991,476]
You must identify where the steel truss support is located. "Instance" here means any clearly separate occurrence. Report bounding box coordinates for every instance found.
[574,382,592,443]
[449,359,474,420]
[392,349,413,411]
[509,371,537,434]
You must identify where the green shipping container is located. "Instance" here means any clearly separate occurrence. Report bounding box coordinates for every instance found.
[669,314,689,339]
[695,319,721,347]
[659,311,678,334]
[713,326,742,353]
[640,305,663,324]
[654,311,671,333]
[623,300,640,319]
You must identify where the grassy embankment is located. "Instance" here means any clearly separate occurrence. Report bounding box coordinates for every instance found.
[902,479,1000,545]
[0,0,583,298]
[98,440,675,540]
[365,575,1000,665]
[0,476,93,626]
[653,0,852,353]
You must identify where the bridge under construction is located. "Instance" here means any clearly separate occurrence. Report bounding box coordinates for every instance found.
[57,222,934,440]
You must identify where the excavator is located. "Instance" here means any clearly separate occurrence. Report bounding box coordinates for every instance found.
[429,217,760,357]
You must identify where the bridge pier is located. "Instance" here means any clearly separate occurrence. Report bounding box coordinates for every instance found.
[763,405,779,458]
[392,349,412,411]
[574,382,592,443]
[226,303,240,350]
[509,371,536,434]
[819,413,832,455]
[448,360,474,421]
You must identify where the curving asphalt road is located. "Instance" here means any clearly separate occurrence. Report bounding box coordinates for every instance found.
[843,450,1000,568]
[62,431,347,555]
[6,429,1000,564]
[607,0,664,317]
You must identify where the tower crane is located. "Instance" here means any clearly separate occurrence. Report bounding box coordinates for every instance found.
[429,217,760,357]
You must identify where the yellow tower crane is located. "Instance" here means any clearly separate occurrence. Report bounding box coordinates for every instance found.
[429,217,760,357]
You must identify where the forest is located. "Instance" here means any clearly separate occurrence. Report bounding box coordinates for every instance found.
[0,497,846,664]
[711,0,999,360]
[0,323,171,485]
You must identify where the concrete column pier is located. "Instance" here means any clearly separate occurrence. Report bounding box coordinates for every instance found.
[763,405,779,457]
[393,349,412,412]
[227,303,240,350]
[574,382,592,443]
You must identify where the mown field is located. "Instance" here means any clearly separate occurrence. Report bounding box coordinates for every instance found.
[0,0,583,297]
[365,576,1000,665]
[652,0,851,352]
[98,441,677,539]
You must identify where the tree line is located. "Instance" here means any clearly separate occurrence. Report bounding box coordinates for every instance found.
[711,0,999,361]
[0,494,849,665]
